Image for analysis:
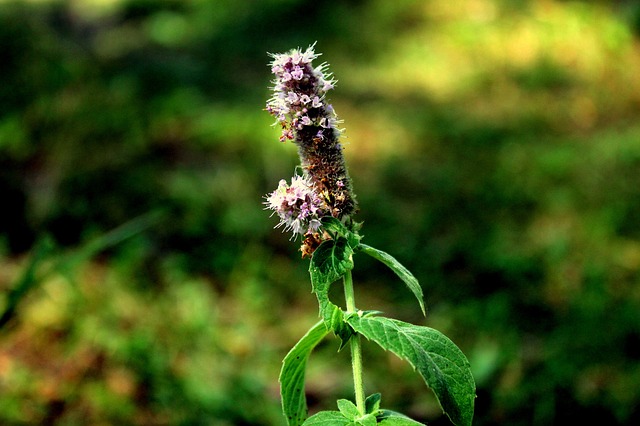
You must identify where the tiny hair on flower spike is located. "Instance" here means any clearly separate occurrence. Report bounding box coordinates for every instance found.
[264,43,476,426]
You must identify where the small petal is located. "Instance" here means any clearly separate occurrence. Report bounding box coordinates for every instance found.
[291,67,304,80]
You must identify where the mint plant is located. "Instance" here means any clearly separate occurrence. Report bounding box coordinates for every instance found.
[264,44,476,426]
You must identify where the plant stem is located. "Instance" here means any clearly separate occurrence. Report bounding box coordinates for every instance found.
[344,269,366,414]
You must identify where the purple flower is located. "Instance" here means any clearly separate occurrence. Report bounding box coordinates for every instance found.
[265,175,329,238]
[300,94,311,105]
[266,44,338,142]
[291,66,304,80]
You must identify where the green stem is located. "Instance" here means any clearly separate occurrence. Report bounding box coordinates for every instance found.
[344,269,366,414]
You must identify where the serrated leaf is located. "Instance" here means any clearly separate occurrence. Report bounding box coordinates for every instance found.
[337,399,359,420]
[347,315,475,426]
[310,237,354,295]
[377,410,425,426]
[310,237,355,344]
[364,393,381,415]
[280,321,329,426]
[358,244,425,316]
[302,410,353,426]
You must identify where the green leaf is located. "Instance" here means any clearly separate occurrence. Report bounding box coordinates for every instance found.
[333,309,354,351]
[357,413,377,426]
[302,410,353,426]
[347,315,476,426]
[320,216,362,249]
[310,237,354,298]
[320,216,350,236]
[364,393,381,415]
[280,321,330,426]
[337,399,359,420]
[310,237,355,345]
[377,410,425,425]
[358,244,425,316]
[378,419,423,426]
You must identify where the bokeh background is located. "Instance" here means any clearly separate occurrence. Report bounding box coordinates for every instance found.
[1,0,640,424]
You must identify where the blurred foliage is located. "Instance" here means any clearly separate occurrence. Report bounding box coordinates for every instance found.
[1,0,640,424]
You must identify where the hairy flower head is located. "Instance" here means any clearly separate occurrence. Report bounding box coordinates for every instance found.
[264,175,329,238]
[266,44,338,140]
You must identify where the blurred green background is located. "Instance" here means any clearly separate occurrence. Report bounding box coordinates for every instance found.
[1,0,640,424]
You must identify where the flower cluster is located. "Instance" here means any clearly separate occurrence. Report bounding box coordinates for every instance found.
[264,175,329,238]
[265,44,357,227]
[266,44,339,143]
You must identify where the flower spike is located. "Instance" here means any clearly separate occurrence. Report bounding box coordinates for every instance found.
[266,44,357,225]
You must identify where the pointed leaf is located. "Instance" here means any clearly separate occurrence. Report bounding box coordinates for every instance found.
[310,237,354,344]
[331,306,354,351]
[364,393,381,415]
[337,399,359,420]
[302,410,353,426]
[347,315,475,426]
[358,244,425,315]
[280,321,329,426]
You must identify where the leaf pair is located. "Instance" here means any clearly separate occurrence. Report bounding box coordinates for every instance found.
[280,314,476,426]
[303,393,425,425]
[283,217,475,426]
[304,404,424,425]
